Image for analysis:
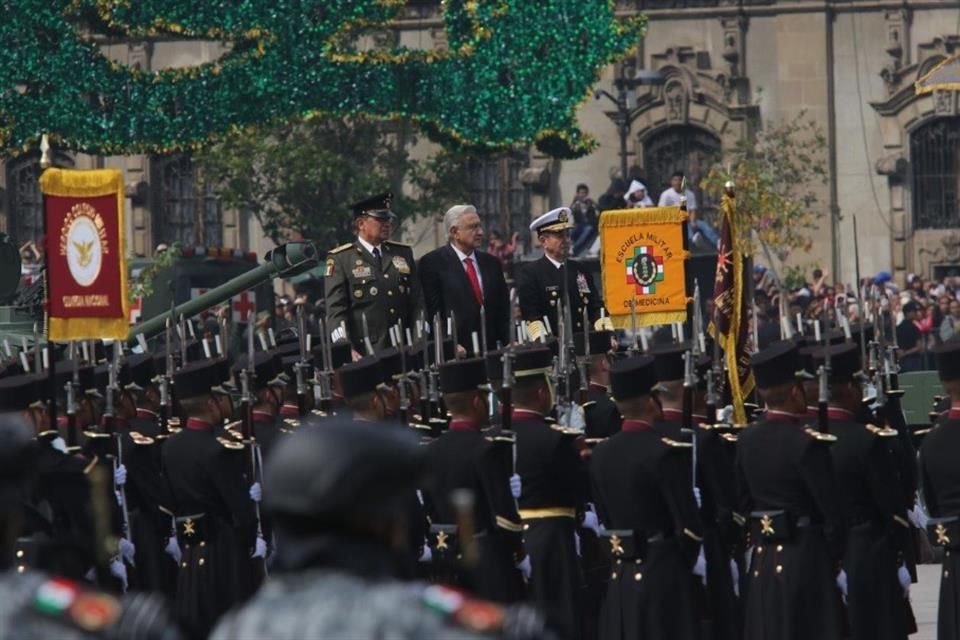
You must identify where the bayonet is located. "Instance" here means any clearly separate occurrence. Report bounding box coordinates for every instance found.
[479,305,488,356]
[361,312,375,356]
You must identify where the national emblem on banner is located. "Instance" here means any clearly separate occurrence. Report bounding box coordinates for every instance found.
[598,207,689,328]
[40,169,129,341]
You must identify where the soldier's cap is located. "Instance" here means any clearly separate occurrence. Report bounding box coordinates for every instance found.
[935,338,960,382]
[233,351,285,391]
[750,340,811,390]
[811,342,863,383]
[485,348,506,383]
[610,355,663,401]
[529,207,574,235]
[264,417,426,526]
[377,347,404,380]
[574,331,613,358]
[0,374,41,411]
[511,344,553,379]
[53,360,99,398]
[337,356,385,398]
[174,359,230,399]
[350,192,395,221]
[123,353,157,391]
[311,340,353,371]
[439,358,490,395]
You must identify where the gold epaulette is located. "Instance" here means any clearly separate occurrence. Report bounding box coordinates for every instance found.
[865,423,898,437]
[328,243,353,255]
[217,436,244,450]
[720,433,739,443]
[130,431,155,445]
[804,427,837,442]
[661,437,693,448]
[913,427,933,436]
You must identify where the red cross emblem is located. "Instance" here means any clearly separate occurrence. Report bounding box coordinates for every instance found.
[232,291,256,322]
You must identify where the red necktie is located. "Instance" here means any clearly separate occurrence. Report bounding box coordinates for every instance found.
[464,257,484,305]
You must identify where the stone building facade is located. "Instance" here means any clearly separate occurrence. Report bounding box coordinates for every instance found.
[1,1,958,289]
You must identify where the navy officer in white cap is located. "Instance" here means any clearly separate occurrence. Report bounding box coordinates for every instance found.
[516,207,612,342]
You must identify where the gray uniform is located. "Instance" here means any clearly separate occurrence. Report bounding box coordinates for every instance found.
[211,570,551,640]
[0,571,180,640]
[324,239,423,352]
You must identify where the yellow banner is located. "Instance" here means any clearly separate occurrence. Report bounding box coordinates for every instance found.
[599,207,689,328]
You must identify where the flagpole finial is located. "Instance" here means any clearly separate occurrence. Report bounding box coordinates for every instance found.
[39,134,51,169]
[724,180,735,196]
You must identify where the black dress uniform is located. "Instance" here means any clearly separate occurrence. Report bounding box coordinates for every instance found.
[423,358,526,603]
[511,346,586,639]
[517,207,609,342]
[160,360,257,638]
[324,192,423,352]
[736,342,845,640]
[811,343,913,640]
[576,331,620,440]
[651,343,741,640]
[919,340,960,640]
[590,355,703,640]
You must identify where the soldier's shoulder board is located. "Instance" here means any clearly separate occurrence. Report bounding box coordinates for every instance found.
[328,243,354,255]
[864,423,898,437]
[661,437,693,448]
[217,436,245,450]
[803,427,837,442]
[129,431,155,446]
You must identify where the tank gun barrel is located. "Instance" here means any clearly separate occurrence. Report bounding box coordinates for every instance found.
[127,242,319,344]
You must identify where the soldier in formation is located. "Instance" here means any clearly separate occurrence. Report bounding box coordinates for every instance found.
[4,192,953,640]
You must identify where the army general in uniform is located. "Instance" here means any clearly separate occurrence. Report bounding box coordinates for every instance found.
[324,193,423,355]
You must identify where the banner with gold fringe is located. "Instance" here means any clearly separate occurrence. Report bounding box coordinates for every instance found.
[40,168,129,341]
[708,191,755,424]
[598,207,689,328]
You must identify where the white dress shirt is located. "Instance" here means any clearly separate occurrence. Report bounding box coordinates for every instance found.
[658,187,698,210]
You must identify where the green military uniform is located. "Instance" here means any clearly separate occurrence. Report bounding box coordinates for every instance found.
[324,193,423,353]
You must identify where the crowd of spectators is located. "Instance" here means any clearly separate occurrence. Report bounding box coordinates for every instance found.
[752,265,960,371]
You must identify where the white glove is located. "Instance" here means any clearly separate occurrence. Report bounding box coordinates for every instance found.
[556,404,585,431]
[719,405,734,424]
[909,503,929,530]
[730,557,740,598]
[509,474,522,500]
[574,531,581,557]
[898,563,911,597]
[110,556,128,592]
[118,537,136,567]
[51,437,67,453]
[581,508,602,535]
[516,554,532,581]
[251,535,267,559]
[164,535,182,564]
[418,542,432,563]
[693,487,702,509]
[249,482,262,503]
[693,546,707,586]
[836,569,848,602]
[114,463,127,488]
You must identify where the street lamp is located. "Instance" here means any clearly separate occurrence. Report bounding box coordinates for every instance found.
[595,67,666,183]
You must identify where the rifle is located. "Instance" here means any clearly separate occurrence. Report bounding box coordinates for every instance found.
[65,343,79,448]
[395,321,410,426]
[418,312,431,424]
[295,302,309,415]
[817,319,831,434]
[577,306,591,405]
[316,318,334,415]
[158,318,174,437]
[107,341,131,544]
[501,320,515,434]
[430,312,443,422]
[241,318,265,566]
[558,270,576,427]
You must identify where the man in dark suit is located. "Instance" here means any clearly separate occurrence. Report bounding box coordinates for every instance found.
[418,204,511,354]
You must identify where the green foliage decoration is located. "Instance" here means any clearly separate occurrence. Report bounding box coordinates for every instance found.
[0,1,644,158]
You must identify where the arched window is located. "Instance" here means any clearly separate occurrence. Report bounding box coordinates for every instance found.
[642,125,721,215]
[150,154,223,248]
[4,151,74,245]
[911,117,960,230]
[465,152,530,248]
